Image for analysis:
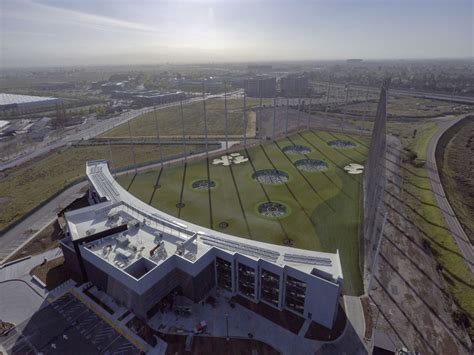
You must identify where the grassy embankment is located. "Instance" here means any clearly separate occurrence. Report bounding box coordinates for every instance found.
[0,144,207,232]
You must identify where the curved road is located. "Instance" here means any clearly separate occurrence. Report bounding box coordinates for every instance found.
[426,115,474,273]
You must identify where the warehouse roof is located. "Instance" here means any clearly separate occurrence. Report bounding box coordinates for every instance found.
[0,93,59,106]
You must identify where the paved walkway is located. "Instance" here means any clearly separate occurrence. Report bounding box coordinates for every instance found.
[426,115,474,273]
[343,296,365,340]
[0,183,87,262]
[0,248,62,327]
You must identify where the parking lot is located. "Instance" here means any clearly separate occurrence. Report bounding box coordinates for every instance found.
[0,292,140,354]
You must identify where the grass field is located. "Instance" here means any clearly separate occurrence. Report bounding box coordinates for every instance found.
[117,130,370,295]
[439,118,474,244]
[102,97,271,138]
[341,96,462,119]
[0,143,209,232]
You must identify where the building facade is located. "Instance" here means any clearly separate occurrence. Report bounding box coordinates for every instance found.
[280,75,309,97]
[244,77,277,98]
[61,160,343,329]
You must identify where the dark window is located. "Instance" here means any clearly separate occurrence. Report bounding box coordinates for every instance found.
[238,263,255,298]
[216,257,232,291]
[260,269,280,307]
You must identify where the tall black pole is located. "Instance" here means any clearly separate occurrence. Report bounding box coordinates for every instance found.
[285,96,289,137]
[153,105,164,169]
[180,99,187,164]
[202,82,209,158]
[224,81,228,153]
[272,97,276,140]
[127,120,137,174]
[307,97,312,130]
[325,80,331,112]
[243,94,248,147]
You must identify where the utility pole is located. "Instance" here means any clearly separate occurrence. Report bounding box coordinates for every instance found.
[127,120,137,174]
[202,82,209,158]
[307,97,312,130]
[224,81,229,153]
[107,138,114,175]
[297,98,302,132]
[272,97,276,140]
[285,97,289,137]
[243,94,248,147]
[325,80,331,112]
[153,106,164,169]
[180,99,187,164]
[341,84,349,131]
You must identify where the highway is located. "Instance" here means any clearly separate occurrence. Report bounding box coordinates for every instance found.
[314,82,474,104]
[426,115,474,274]
[0,95,220,172]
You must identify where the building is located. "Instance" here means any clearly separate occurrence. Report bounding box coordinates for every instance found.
[244,77,277,98]
[0,93,63,114]
[248,65,273,73]
[132,91,185,107]
[280,75,309,97]
[60,160,343,329]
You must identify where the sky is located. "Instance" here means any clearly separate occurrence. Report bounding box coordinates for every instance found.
[0,0,472,67]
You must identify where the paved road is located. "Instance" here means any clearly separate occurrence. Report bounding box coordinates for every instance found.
[0,140,239,264]
[316,82,474,105]
[0,97,206,172]
[426,115,474,273]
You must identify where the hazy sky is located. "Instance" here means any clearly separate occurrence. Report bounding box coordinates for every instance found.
[1,0,472,67]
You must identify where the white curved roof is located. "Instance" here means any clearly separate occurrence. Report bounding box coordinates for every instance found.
[79,160,343,281]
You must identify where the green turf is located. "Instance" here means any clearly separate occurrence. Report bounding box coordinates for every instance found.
[118,131,370,295]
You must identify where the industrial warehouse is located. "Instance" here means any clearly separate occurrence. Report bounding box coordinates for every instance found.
[0,93,62,113]
[60,160,343,329]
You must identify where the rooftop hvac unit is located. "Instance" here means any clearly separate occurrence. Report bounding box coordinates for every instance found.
[127,219,140,229]
[116,234,130,248]
[85,228,96,236]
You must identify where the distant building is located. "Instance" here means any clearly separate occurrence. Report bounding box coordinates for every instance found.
[35,82,75,91]
[248,64,273,73]
[132,91,185,107]
[0,93,62,114]
[244,77,277,98]
[346,59,363,64]
[109,74,130,82]
[280,75,309,97]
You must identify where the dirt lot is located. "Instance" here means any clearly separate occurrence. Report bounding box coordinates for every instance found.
[4,220,63,262]
[30,256,81,290]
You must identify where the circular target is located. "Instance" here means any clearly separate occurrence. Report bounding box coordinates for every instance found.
[327,140,356,149]
[258,202,288,218]
[294,159,328,172]
[282,144,311,155]
[252,169,289,185]
[192,179,216,190]
[218,222,229,229]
